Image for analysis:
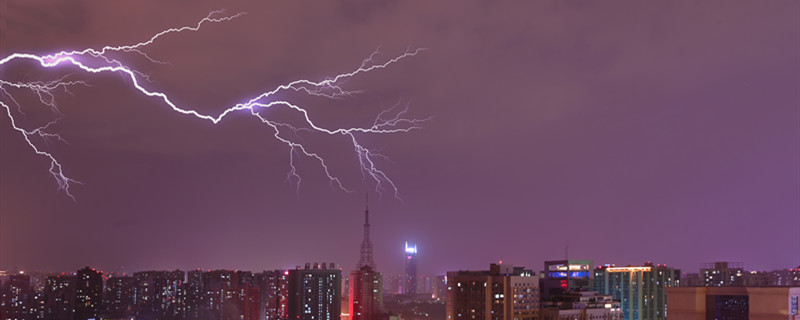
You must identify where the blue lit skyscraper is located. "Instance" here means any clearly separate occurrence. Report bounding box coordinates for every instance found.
[404,242,417,294]
[593,263,680,320]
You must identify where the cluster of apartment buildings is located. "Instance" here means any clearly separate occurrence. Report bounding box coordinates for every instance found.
[2,200,798,320]
[0,264,344,320]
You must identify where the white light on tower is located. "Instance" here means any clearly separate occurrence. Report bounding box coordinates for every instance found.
[405,241,417,254]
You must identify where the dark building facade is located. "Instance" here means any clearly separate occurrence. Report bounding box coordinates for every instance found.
[446,263,539,320]
[288,263,341,320]
[700,262,744,287]
[258,270,289,320]
[74,267,103,320]
[104,276,135,319]
[43,275,76,320]
[349,266,383,320]
[133,270,186,319]
[1,274,32,320]
[540,260,592,301]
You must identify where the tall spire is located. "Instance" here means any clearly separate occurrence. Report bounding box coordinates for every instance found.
[358,193,376,269]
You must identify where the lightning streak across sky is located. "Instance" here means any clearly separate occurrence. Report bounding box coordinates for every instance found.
[0,11,426,201]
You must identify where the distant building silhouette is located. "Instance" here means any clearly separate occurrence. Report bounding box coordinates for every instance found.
[743,267,800,287]
[681,273,703,287]
[701,261,744,287]
[386,275,404,295]
[432,275,447,301]
[404,242,418,295]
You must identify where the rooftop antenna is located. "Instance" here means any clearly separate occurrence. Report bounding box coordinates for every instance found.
[358,193,376,269]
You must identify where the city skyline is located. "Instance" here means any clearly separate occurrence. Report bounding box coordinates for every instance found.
[2,0,798,277]
[3,260,798,320]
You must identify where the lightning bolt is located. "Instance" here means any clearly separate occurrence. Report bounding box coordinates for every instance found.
[0,11,426,201]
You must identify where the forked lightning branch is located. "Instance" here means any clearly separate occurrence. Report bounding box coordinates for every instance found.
[0,11,426,201]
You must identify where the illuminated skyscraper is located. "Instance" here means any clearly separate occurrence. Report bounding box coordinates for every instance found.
[404,242,417,295]
[350,195,383,320]
[593,263,680,320]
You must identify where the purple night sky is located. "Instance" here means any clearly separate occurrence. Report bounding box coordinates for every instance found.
[1,1,798,277]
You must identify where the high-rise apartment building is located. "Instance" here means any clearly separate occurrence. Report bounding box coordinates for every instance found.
[74,267,103,320]
[288,263,341,320]
[184,269,283,320]
[184,270,205,320]
[104,276,135,319]
[43,275,76,320]
[446,263,540,320]
[201,269,257,320]
[242,284,261,320]
[258,270,289,320]
[350,195,384,320]
[404,242,418,295]
[133,270,185,319]
[593,263,680,320]
[349,266,383,320]
[700,262,743,287]
[1,274,32,320]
